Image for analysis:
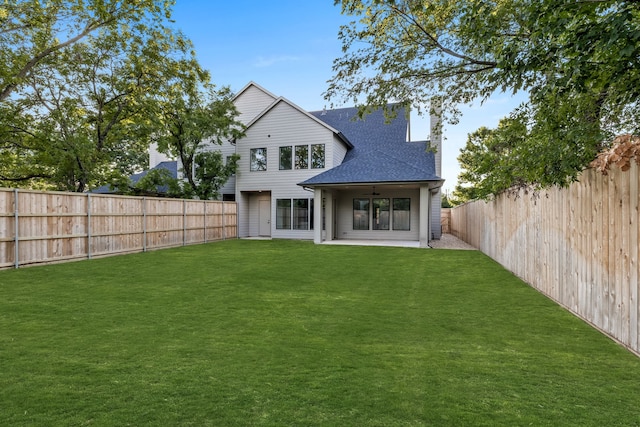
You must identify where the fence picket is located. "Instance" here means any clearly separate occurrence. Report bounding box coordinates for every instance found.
[451,165,640,356]
[0,188,237,269]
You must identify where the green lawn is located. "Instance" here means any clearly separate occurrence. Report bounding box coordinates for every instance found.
[1,240,639,426]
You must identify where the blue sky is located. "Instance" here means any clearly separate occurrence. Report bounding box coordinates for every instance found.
[171,1,527,194]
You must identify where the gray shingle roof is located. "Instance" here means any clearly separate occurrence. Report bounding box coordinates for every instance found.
[299,105,439,186]
[130,161,178,186]
[91,161,178,194]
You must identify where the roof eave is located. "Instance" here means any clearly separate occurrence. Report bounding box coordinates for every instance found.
[336,132,354,149]
[298,179,444,189]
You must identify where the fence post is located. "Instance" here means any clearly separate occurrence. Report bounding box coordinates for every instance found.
[13,188,19,269]
[142,197,147,252]
[87,194,92,259]
[222,201,225,240]
[203,201,207,244]
[183,199,186,246]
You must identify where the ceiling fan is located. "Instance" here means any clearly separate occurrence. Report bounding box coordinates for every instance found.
[362,186,381,196]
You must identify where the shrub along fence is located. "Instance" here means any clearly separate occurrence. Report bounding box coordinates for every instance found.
[0,188,237,269]
[451,163,639,355]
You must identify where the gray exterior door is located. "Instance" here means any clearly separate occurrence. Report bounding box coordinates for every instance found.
[259,199,271,236]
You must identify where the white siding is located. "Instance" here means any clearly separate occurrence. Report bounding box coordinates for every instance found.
[334,188,421,241]
[235,101,341,238]
[236,101,339,193]
[210,139,238,199]
[238,192,251,237]
[333,135,348,165]
[234,84,277,125]
[431,189,442,239]
[149,142,173,168]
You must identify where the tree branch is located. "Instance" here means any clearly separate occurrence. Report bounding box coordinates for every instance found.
[0,15,117,101]
[390,4,497,68]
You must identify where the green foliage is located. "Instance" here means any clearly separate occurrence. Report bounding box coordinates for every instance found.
[0,0,175,102]
[130,167,182,197]
[0,0,218,193]
[152,77,245,200]
[191,151,240,200]
[454,117,530,202]
[440,193,453,208]
[329,0,640,195]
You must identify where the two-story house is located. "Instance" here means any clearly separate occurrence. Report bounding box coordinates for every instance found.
[150,82,444,246]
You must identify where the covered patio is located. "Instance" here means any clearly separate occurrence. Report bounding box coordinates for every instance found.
[305,181,443,247]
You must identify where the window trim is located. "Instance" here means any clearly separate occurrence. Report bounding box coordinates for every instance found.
[353,198,370,230]
[311,144,325,169]
[295,145,308,169]
[276,199,292,230]
[250,147,267,172]
[279,146,292,170]
[392,198,411,231]
[372,198,390,230]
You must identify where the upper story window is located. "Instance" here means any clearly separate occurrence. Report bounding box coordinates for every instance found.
[311,144,325,169]
[295,145,308,169]
[250,148,267,171]
[279,146,292,170]
[279,144,325,171]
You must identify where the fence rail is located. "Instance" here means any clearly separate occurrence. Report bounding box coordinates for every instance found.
[0,188,237,269]
[450,163,639,355]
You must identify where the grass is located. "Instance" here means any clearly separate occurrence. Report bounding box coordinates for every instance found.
[1,239,639,426]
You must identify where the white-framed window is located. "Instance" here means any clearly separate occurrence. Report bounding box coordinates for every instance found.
[250,148,267,171]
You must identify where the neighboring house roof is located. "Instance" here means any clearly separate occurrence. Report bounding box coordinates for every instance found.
[91,161,178,194]
[299,105,440,187]
[129,160,178,186]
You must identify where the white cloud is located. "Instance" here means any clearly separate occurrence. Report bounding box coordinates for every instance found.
[252,55,304,68]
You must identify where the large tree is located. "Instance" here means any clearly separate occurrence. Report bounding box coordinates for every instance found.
[152,70,244,200]
[327,0,640,193]
[0,0,203,192]
[0,0,173,102]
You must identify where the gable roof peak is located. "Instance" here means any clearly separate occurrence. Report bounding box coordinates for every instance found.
[233,81,278,102]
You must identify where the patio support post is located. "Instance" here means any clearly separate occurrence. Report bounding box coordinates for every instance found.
[313,188,323,244]
[324,191,334,242]
[419,185,430,247]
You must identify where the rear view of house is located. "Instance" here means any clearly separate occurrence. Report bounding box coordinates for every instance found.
[149,81,444,246]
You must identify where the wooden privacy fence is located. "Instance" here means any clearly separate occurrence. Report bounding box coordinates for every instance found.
[0,188,237,269]
[451,163,639,355]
